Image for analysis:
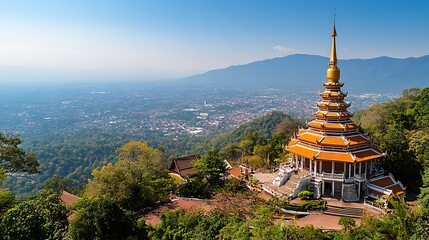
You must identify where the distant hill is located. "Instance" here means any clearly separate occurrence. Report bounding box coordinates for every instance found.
[181,54,429,93]
[207,111,290,149]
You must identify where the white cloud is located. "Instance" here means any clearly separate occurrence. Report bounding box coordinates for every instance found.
[273,45,295,53]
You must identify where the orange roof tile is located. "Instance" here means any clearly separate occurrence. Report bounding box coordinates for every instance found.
[287,140,381,163]
[287,144,318,160]
[347,135,370,146]
[308,121,359,131]
[297,133,322,144]
[319,137,347,146]
[316,151,354,162]
[314,111,351,119]
[353,149,383,162]
[288,138,299,145]
[317,102,350,109]
[368,189,389,199]
[296,130,370,148]
[370,176,395,187]
[388,184,406,196]
[319,91,347,99]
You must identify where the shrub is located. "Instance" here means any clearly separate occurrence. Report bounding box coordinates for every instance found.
[249,177,259,184]
[298,190,314,200]
[338,216,356,231]
[0,190,15,211]
[176,177,211,199]
[221,178,247,194]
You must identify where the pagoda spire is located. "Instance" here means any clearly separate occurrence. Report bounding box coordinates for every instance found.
[326,14,340,82]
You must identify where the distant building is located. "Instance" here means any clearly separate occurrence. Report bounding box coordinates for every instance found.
[169,155,199,179]
[60,190,80,222]
[60,190,80,207]
[285,22,406,202]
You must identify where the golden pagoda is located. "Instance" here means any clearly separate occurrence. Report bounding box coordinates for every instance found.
[285,21,406,201]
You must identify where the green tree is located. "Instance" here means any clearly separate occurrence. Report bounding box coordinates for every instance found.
[44,175,72,194]
[176,176,211,198]
[149,210,200,240]
[217,217,251,240]
[414,207,429,239]
[0,189,15,211]
[249,206,277,240]
[268,133,287,161]
[194,148,226,188]
[0,168,6,183]
[247,155,264,169]
[239,139,253,161]
[407,87,429,129]
[68,198,135,240]
[219,143,241,161]
[253,144,271,161]
[385,196,415,239]
[192,211,229,240]
[85,141,173,210]
[273,115,304,139]
[0,132,39,175]
[0,191,68,240]
[419,167,429,209]
[338,216,356,232]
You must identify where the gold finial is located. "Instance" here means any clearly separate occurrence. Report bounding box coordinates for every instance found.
[327,12,340,82]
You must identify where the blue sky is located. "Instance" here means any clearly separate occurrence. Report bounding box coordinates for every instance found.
[0,0,428,80]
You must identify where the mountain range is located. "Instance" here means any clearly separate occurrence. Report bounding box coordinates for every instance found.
[181,54,429,93]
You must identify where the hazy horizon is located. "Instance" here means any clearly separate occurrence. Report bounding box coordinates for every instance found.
[1,1,429,82]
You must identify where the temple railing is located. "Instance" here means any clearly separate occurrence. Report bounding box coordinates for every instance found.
[363,199,385,212]
[315,172,344,181]
[354,173,367,182]
[367,183,392,196]
[313,171,367,182]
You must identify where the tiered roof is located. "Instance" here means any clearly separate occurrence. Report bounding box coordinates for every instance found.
[368,174,406,198]
[287,23,383,163]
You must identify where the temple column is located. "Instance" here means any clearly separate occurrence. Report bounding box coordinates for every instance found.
[344,163,346,179]
[322,181,325,196]
[370,160,373,175]
[354,162,357,177]
[295,155,299,169]
[359,162,362,178]
[365,161,368,178]
[358,182,361,198]
[331,161,334,174]
[310,159,312,172]
[297,156,300,169]
[314,160,317,175]
[320,161,323,173]
[348,164,352,179]
[332,181,335,197]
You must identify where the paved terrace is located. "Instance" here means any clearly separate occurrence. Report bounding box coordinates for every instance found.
[252,172,291,197]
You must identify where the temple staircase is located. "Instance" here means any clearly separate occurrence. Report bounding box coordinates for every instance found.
[282,170,312,198]
[324,205,364,218]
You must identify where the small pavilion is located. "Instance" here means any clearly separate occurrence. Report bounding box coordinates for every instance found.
[169,154,199,179]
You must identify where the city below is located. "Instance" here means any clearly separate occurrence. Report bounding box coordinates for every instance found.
[0,83,393,139]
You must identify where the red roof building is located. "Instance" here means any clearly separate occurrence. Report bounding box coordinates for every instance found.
[169,155,199,179]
